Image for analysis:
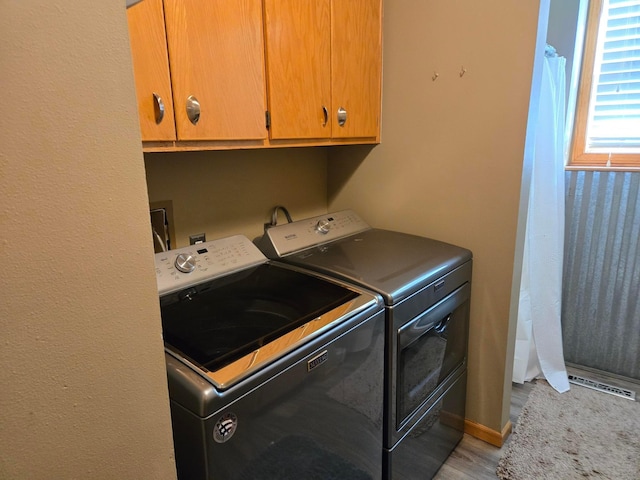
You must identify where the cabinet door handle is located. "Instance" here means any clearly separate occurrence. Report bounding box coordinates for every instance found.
[153,92,165,125]
[337,107,347,127]
[322,106,329,127]
[186,95,201,125]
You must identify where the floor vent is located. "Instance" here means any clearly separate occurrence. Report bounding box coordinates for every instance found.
[568,374,636,401]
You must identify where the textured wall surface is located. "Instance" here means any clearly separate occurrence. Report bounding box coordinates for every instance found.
[0,1,177,478]
[145,148,329,247]
[328,0,544,433]
[563,171,640,380]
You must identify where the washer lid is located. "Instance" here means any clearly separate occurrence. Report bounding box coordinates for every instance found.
[160,263,373,389]
[284,229,472,305]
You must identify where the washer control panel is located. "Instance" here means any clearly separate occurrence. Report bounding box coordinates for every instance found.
[155,235,267,296]
[257,209,371,257]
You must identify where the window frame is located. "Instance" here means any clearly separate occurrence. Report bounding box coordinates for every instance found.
[569,0,640,170]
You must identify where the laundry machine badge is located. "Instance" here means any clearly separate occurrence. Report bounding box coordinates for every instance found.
[213,412,238,443]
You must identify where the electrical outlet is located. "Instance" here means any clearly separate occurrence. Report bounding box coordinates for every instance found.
[189,233,206,245]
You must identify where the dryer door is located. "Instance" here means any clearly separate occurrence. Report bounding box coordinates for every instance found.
[396,282,470,429]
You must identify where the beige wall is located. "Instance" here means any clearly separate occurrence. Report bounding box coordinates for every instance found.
[0,1,547,475]
[141,0,547,437]
[144,148,329,246]
[0,2,176,479]
[328,1,544,433]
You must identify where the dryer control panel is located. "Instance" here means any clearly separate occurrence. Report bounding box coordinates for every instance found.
[155,235,267,296]
[255,209,371,258]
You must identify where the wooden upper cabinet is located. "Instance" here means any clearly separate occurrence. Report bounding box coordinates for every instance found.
[163,0,267,141]
[127,0,382,150]
[127,0,177,141]
[264,0,382,142]
[264,0,332,140]
[331,0,382,139]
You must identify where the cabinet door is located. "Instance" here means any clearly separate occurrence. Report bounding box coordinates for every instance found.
[164,0,267,141]
[127,0,177,141]
[331,0,382,139]
[264,0,332,140]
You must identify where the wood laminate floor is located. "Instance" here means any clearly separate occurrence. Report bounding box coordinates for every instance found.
[432,365,640,480]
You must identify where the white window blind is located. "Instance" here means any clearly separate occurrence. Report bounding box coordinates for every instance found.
[585,0,640,153]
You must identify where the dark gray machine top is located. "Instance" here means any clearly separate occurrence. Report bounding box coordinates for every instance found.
[155,234,383,416]
[255,210,472,305]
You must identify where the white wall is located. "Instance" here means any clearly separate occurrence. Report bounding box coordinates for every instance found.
[0,2,176,478]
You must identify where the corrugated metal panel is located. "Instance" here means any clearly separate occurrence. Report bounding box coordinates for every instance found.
[563,171,640,380]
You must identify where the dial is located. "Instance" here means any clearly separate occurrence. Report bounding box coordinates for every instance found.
[315,219,331,235]
[175,253,196,273]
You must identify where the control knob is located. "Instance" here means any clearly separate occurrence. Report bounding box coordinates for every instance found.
[315,219,331,235]
[175,253,196,273]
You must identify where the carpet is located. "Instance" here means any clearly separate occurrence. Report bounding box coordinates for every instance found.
[497,380,640,479]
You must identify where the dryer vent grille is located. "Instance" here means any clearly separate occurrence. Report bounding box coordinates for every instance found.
[568,374,636,401]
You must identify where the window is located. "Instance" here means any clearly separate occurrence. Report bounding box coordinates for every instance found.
[570,0,640,168]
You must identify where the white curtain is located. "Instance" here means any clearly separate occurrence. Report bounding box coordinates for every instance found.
[512,53,570,393]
